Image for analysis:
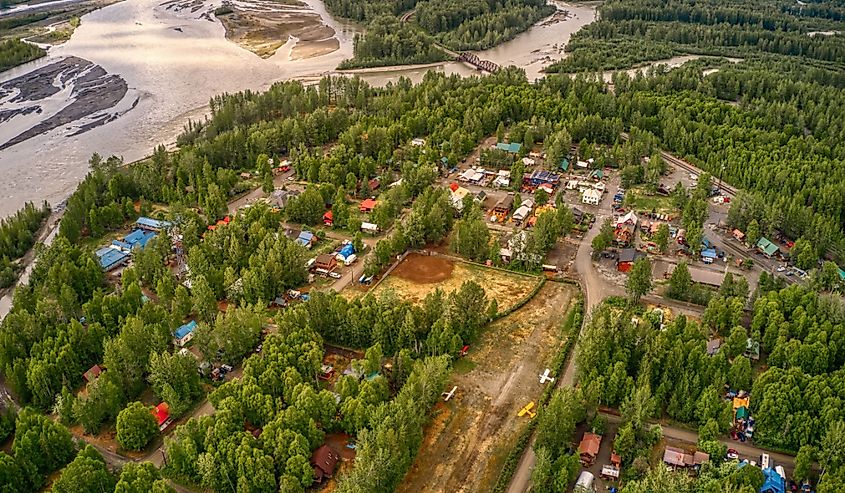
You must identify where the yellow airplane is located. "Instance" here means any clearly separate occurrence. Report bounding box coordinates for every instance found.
[517,401,536,418]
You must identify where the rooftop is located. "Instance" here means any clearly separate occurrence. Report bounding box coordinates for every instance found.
[174,320,197,339]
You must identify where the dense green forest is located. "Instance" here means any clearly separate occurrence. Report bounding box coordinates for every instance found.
[0,202,49,288]
[332,0,555,68]
[0,38,45,73]
[548,0,845,73]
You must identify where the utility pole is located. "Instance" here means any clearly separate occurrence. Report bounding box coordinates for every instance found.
[718,163,725,194]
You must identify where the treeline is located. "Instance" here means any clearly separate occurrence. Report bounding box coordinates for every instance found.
[322,0,417,22]
[548,0,845,72]
[338,16,450,69]
[0,38,44,73]
[0,201,49,288]
[434,0,555,51]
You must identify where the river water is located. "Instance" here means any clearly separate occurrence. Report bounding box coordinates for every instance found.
[0,0,597,221]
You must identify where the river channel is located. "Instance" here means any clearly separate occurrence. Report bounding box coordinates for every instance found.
[0,0,598,221]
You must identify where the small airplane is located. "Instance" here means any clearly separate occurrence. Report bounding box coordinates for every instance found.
[442,386,458,402]
[518,401,536,418]
[539,368,555,384]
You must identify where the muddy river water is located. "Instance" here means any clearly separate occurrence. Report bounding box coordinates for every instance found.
[0,0,598,220]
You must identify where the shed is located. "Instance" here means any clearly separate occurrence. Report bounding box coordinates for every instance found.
[174,320,197,347]
[693,451,710,465]
[732,229,745,242]
[84,364,103,383]
[756,237,779,257]
[578,432,602,465]
[495,142,522,154]
[360,198,378,213]
[311,445,341,484]
[135,217,172,232]
[663,446,693,468]
[616,249,642,272]
[296,231,317,248]
[361,222,379,234]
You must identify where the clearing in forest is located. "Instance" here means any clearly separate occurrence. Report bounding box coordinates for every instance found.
[396,282,577,493]
[373,253,538,311]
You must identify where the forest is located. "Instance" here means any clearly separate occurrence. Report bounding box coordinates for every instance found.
[0,38,45,73]
[331,0,554,68]
[0,202,50,288]
[547,0,845,73]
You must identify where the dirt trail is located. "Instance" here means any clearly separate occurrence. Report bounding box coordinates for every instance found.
[397,282,576,493]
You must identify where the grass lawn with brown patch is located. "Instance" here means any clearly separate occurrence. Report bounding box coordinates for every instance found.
[373,253,538,312]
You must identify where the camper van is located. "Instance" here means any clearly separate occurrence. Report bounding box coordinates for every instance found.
[760,453,771,470]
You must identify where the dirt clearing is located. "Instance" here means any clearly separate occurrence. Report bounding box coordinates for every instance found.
[374,253,538,311]
[397,282,577,493]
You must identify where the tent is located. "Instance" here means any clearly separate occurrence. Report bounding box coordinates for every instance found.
[760,467,785,493]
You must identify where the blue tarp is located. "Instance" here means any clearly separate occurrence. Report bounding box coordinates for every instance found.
[296,231,315,246]
[702,248,718,259]
[338,244,355,259]
[174,320,197,339]
[760,467,785,493]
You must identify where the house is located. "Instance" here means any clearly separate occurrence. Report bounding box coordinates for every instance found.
[706,338,722,356]
[572,208,585,224]
[732,229,745,242]
[270,188,300,208]
[537,183,554,195]
[616,249,643,272]
[616,211,639,227]
[135,217,172,232]
[323,211,333,226]
[693,451,710,466]
[475,190,487,203]
[311,445,341,484]
[315,254,337,272]
[492,195,515,220]
[95,246,130,271]
[525,170,560,187]
[756,237,779,257]
[459,168,485,184]
[359,198,378,213]
[495,142,522,154]
[614,224,636,247]
[590,169,604,181]
[512,205,532,224]
[296,231,317,248]
[582,188,601,205]
[84,364,103,383]
[113,229,157,252]
[152,402,172,431]
[449,184,472,211]
[361,222,379,234]
[174,320,197,347]
[578,432,602,466]
[319,364,335,381]
[663,446,694,468]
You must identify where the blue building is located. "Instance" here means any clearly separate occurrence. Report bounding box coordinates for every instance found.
[136,217,172,232]
[174,320,197,347]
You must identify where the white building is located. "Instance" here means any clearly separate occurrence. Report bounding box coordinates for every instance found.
[582,188,601,205]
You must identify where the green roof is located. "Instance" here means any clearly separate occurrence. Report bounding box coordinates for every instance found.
[559,158,570,171]
[495,142,522,153]
[839,267,845,281]
[756,237,778,256]
[592,169,604,179]
[736,406,749,419]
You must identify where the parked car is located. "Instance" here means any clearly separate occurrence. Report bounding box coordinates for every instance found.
[726,449,739,460]
[328,272,342,279]
[776,266,786,272]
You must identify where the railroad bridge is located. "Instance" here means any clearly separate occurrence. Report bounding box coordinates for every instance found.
[456,52,500,73]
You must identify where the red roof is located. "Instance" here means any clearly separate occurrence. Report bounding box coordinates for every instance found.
[84,364,103,382]
[152,402,170,426]
[360,198,377,211]
[579,432,601,458]
[449,182,459,192]
[323,211,333,220]
[311,444,340,483]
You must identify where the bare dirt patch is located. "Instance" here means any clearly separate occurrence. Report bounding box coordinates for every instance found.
[374,253,537,311]
[397,282,577,493]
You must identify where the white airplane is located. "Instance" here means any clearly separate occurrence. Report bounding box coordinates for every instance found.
[539,369,555,384]
[442,386,458,401]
